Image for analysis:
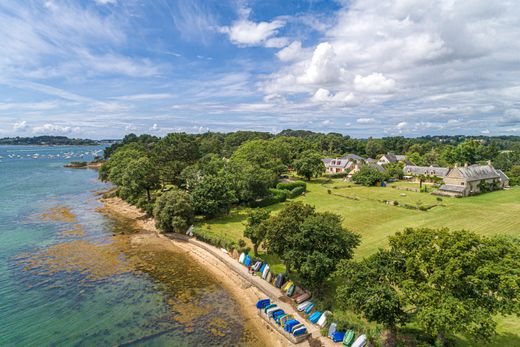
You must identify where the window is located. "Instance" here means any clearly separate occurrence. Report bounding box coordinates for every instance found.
[461,182,464,185]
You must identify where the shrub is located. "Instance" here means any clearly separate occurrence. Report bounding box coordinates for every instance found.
[289,186,306,198]
[250,188,287,207]
[393,200,399,206]
[328,172,349,178]
[276,180,307,191]
[436,197,443,202]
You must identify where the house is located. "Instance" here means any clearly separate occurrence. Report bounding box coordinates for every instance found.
[322,154,364,174]
[496,170,510,188]
[403,165,450,179]
[345,162,386,181]
[377,153,407,166]
[435,162,506,197]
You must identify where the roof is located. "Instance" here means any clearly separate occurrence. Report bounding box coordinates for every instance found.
[323,158,352,168]
[395,155,407,161]
[403,165,450,177]
[322,158,332,165]
[368,163,386,173]
[341,153,364,161]
[380,153,406,163]
[365,158,377,163]
[439,184,466,193]
[453,165,500,181]
[496,169,509,182]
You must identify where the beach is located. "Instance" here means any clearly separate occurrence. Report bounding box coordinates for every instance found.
[100,196,308,347]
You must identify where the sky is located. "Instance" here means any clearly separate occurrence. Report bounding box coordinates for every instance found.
[0,0,519,139]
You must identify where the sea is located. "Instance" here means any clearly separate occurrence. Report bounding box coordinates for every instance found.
[0,145,259,347]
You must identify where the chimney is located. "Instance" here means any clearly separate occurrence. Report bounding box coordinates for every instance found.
[487,160,492,166]
[464,163,468,168]
[454,163,458,168]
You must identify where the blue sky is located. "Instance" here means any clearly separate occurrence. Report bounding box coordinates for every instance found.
[0,0,519,139]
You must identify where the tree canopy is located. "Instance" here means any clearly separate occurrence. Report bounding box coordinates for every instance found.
[293,150,325,180]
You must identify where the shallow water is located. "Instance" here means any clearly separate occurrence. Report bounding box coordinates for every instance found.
[0,145,259,346]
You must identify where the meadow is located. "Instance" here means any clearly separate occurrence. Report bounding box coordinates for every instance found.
[194,178,520,346]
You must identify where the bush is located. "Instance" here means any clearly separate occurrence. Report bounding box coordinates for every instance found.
[249,188,287,207]
[276,180,307,191]
[289,186,306,198]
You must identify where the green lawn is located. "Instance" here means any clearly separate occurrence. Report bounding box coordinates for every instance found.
[195,179,520,346]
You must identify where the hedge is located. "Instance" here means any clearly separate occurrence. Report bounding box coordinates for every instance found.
[289,186,305,198]
[250,188,287,207]
[276,180,307,191]
[328,172,348,178]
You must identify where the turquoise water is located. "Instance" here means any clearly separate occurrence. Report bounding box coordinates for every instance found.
[0,146,258,346]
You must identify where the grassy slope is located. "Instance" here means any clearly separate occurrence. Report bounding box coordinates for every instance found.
[195,179,520,346]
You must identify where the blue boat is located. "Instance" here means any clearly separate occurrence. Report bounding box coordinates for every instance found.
[332,331,346,342]
[244,255,251,267]
[290,323,304,333]
[256,299,270,309]
[259,263,266,273]
[268,308,284,318]
[304,303,315,314]
[264,304,277,313]
[284,319,299,332]
[309,311,322,323]
[293,326,307,336]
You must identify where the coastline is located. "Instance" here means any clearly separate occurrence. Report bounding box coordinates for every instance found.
[100,196,298,347]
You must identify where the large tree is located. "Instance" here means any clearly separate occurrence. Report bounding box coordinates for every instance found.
[293,150,325,180]
[121,157,160,202]
[190,173,237,218]
[387,228,520,345]
[264,202,360,290]
[153,188,194,233]
[352,165,388,186]
[243,209,270,256]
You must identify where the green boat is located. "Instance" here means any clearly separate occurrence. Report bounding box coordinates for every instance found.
[343,330,355,346]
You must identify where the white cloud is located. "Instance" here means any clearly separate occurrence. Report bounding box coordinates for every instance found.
[481,129,490,134]
[95,0,117,4]
[276,41,303,61]
[219,17,285,47]
[298,42,344,84]
[149,123,160,132]
[357,118,376,124]
[32,123,80,134]
[13,120,29,131]
[312,88,355,104]
[354,73,396,93]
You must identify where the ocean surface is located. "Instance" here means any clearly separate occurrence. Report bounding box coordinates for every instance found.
[0,145,259,346]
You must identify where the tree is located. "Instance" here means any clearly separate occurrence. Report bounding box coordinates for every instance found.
[243,209,270,256]
[293,150,325,180]
[352,165,388,186]
[153,188,194,233]
[121,157,160,202]
[229,159,277,202]
[507,165,520,186]
[264,202,360,290]
[335,251,407,347]
[387,228,520,345]
[385,162,404,180]
[365,138,384,158]
[191,174,237,217]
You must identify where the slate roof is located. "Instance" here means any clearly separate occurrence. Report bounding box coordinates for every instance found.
[454,165,500,181]
[496,169,509,182]
[368,163,386,173]
[341,153,364,161]
[438,184,466,193]
[403,165,450,177]
[323,158,352,168]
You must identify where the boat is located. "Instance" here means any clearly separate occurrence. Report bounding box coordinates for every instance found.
[351,334,367,347]
[273,310,286,321]
[290,323,304,333]
[264,304,277,313]
[317,311,331,327]
[332,331,346,343]
[287,284,296,297]
[239,253,245,263]
[256,299,270,309]
[281,280,293,292]
[328,322,337,338]
[342,330,355,346]
[244,255,251,267]
[297,301,311,311]
[284,319,300,332]
[280,314,294,327]
[274,274,285,288]
[293,326,308,336]
[268,308,284,318]
[304,303,315,314]
[259,263,266,273]
[294,292,311,304]
[309,311,322,323]
[266,271,273,283]
[262,265,270,279]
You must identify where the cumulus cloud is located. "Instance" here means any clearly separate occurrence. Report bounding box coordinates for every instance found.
[298,42,344,84]
[149,123,161,132]
[32,123,80,134]
[354,73,396,93]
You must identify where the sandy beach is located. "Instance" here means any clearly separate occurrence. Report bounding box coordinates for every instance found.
[100,196,318,347]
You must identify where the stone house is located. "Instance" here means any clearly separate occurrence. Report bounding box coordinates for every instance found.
[436,163,507,197]
[377,153,407,166]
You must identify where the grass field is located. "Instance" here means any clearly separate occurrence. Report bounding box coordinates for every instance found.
[194,178,520,346]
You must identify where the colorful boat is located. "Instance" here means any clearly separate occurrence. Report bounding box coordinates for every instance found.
[342,330,355,346]
[266,271,273,283]
[264,304,277,313]
[317,311,331,327]
[239,253,245,264]
[287,284,296,297]
[351,334,367,347]
[262,265,270,279]
[244,255,251,267]
[328,322,337,338]
[309,311,322,323]
[293,326,307,336]
[290,323,304,333]
[294,292,311,304]
[304,303,315,314]
[332,331,346,343]
[256,299,270,309]
[280,314,293,327]
[284,319,300,332]
[274,274,285,288]
[297,301,312,311]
